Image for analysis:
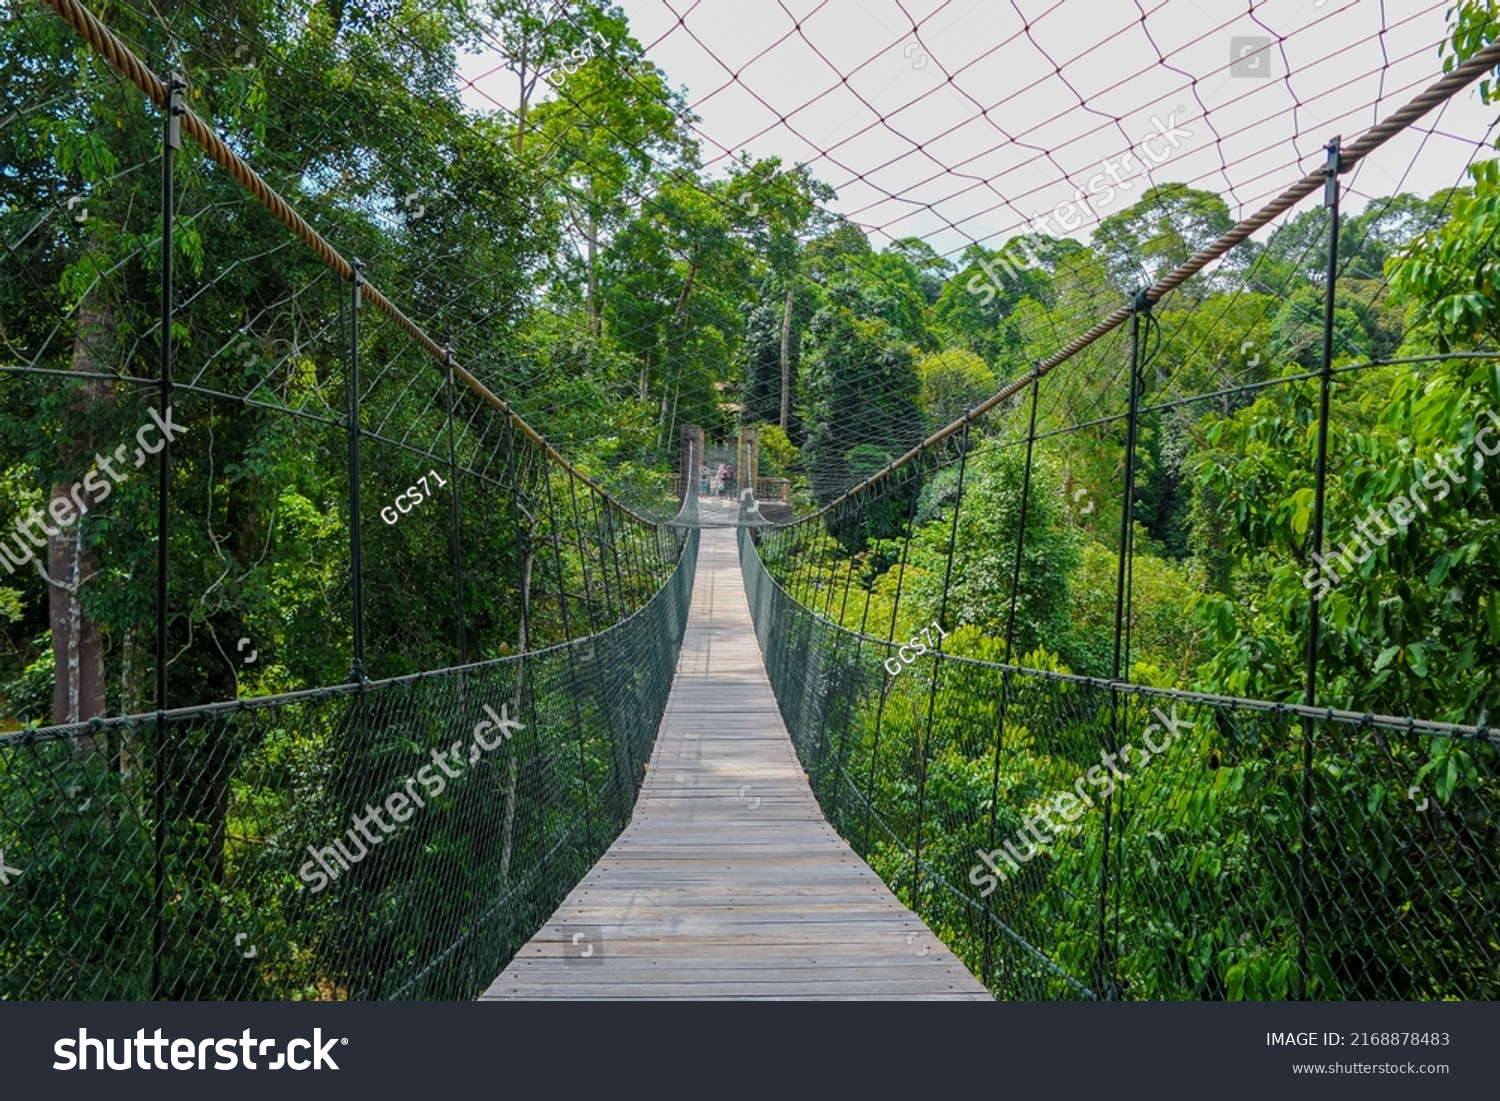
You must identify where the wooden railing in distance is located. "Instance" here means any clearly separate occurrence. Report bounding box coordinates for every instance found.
[755,478,790,503]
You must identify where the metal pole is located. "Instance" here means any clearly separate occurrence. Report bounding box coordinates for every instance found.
[151,72,183,1003]
[981,370,1039,988]
[860,458,925,861]
[913,423,970,909]
[1300,135,1343,999]
[1100,291,1149,999]
[347,260,367,683]
[443,351,467,667]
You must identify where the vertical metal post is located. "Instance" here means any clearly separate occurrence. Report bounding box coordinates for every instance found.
[443,351,467,667]
[1111,293,1150,684]
[152,72,184,1003]
[861,459,925,861]
[346,260,367,682]
[913,422,970,909]
[981,369,1039,989]
[1300,135,1343,999]
[1100,291,1149,999]
[343,262,370,988]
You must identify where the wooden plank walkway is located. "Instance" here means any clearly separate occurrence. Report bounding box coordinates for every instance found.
[481,527,991,1000]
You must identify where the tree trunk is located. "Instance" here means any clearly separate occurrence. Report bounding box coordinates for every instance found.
[515,42,530,155]
[53,296,113,745]
[49,522,104,729]
[119,625,142,774]
[657,266,700,448]
[779,285,794,431]
[657,389,671,451]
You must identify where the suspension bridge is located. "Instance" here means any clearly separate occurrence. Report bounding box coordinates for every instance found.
[1,0,1497,1003]
[485,524,989,999]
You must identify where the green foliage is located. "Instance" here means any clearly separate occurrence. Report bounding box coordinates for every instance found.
[1269,286,1373,369]
[915,348,996,430]
[800,278,924,503]
[1389,160,1500,350]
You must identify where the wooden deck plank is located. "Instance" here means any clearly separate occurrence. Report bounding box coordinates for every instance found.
[480,527,992,1002]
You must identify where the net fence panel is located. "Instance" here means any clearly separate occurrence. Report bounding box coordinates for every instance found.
[0,526,695,1000]
[742,523,1499,1001]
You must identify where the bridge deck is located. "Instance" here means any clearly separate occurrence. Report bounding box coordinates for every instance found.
[481,527,991,1000]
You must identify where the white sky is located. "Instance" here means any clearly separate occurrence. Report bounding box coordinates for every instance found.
[458,0,1500,261]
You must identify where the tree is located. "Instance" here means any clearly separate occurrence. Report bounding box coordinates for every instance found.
[932,240,1061,366]
[526,40,688,339]
[1093,184,1235,292]
[1389,160,1500,351]
[1269,286,1373,369]
[799,280,923,504]
[886,236,953,304]
[915,348,995,430]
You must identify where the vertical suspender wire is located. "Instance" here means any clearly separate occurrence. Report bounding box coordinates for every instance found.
[631,512,650,610]
[980,368,1040,991]
[824,508,845,622]
[834,525,876,852]
[615,500,637,612]
[151,74,183,1003]
[812,514,831,617]
[805,513,838,785]
[520,444,552,843]
[501,420,534,892]
[505,421,530,661]
[589,489,617,627]
[912,422,970,915]
[1301,136,1343,1000]
[592,493,628,814]
[543,459,590,849]
[567,472,613,831]
[566,474,601,638]
[603,500,637,801]
[818,507,840,620]
[861,459,926,861]
[810,501,846,810]
[589,491,628,807]
[799,519,818,606]
[626,508,646,612]
[810,516,834,612]
[788,520,805,603]
[442,351,467,668]
[836,515,860,627]
[822,499,865,825]
[605,501,627,625]
[808,498,847,795]
[1101,293,1149,1000]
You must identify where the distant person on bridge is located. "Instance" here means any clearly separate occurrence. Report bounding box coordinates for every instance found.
[721,463,735,498]
[699,463,710,498]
